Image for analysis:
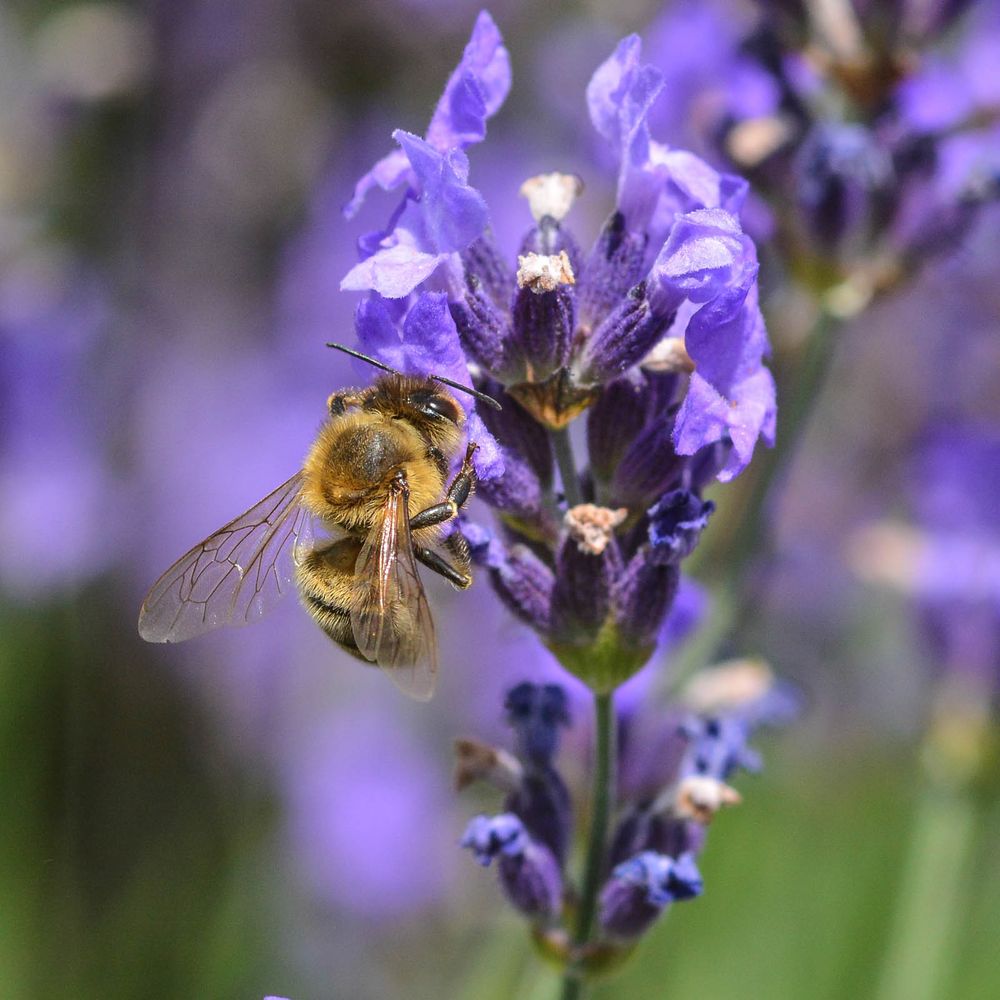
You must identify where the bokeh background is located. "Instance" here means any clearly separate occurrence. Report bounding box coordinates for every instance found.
[2,1,1000,998]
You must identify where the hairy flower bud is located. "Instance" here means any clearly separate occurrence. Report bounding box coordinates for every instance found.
[461,814,563,920]
[599,851,703,941]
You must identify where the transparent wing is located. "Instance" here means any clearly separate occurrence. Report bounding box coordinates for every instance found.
[350,474,438,701]
[139,472,312,643]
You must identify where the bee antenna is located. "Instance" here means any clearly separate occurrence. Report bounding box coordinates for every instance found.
[429,374,502,411]
[326,342,502,411]
[326,342,403,377]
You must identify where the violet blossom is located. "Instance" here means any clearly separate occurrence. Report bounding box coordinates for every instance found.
[329,11,791,986]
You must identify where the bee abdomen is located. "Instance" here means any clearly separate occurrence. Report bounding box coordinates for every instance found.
[296,539,370,663]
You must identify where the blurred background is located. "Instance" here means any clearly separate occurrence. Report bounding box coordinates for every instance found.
[2,0,999,998]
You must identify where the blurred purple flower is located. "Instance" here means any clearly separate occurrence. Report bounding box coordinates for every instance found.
[281,704,454,918]
[638,0,1000,276]
[910,424,1000,689]
[0,254,121,598]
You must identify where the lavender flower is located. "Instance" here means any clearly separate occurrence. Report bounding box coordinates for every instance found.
[458,674,795,961]
[851,423,1000,695]
[330,10,788,989]
[337,15,776,695]
[642,0,1000,293]
[341,11,509,299]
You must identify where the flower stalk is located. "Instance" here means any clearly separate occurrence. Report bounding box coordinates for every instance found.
[551,427,584,509]
[565,691,617,992]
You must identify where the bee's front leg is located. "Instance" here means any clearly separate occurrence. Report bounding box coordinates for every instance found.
[414,546,472,589]
[408,443,479,531]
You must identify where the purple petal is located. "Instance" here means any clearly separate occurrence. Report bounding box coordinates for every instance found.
[426,11,511,150]
[394,130,490,254]
[587,35,645,146]
[341,243,445,298]
[401,291,473,386]
[466,411,504,481]
[343,149,410,220]
[651,209,756,313]
[673,367,776,481]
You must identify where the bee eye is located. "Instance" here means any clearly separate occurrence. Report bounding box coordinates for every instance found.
[409,390,460,423]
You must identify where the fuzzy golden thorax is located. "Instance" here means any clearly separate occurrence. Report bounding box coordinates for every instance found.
[300,375,466,534]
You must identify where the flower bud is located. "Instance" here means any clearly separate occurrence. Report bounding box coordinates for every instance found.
[550,505,625,648]
[576,282,677,385]
[504,682,571,763]
[449,273,512,377]
[461,230,514,306]
[599,851,703,941]
[488,544,555,634]
[587,375,648,489]
[647,490,715,563]
[461,814,564,920]
[576,211,647,331]
[510,265,576,379]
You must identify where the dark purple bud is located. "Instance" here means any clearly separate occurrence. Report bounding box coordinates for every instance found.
[648,490,715,564]
[577,282,677,385]
[550,506,626,647]
[449,273,512,376]
[612,548,680,652]
[489,544,555,634]
[461,230,514,306]
[587,376,649,488]
[476,381,554,512]
[506,763,573,866]
[577,212,648,331]
[610,809,704,866]
[477,446,548,521]
[461,814,564,920]
[503,683,573,862]
[504,682,570,762]
[613,410,687,509]
[599,852,703,941]
[510,265,577,378]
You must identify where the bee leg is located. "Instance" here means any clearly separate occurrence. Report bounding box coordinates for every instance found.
[415,546,472,589]
[408,443,479,531]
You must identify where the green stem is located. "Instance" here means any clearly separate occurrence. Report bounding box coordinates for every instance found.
[560,691,617,1000]
[551,427,584,508]
[875,677,989,1000]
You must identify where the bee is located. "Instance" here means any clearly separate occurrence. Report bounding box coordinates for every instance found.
[138,345,500,700]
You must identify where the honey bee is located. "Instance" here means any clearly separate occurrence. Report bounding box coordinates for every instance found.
[138,346,499,700]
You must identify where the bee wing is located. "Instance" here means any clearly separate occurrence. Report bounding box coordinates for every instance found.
[350,474,438,701]
[139,472,313,643]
